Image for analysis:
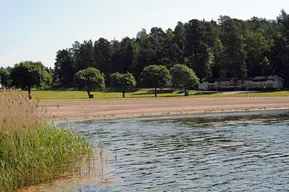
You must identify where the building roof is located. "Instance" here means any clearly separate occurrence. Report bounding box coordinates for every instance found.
[203,75,284,82]
[249,75,284,81]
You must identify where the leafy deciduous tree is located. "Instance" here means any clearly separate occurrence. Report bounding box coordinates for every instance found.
[171,64,199,96]
[110,72,136,98]
[141,65,170,97]
[74,67,105,98]
[244,29,273,76]
[11,61,51,99]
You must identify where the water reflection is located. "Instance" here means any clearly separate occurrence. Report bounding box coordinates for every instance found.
[58,110,289,191]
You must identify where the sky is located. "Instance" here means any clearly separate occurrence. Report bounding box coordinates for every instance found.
[0,0,288,68]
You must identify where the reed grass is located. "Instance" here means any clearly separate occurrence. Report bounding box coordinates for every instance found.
[0,92,92,192]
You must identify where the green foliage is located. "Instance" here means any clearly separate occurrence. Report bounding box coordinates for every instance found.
[110,72,136,97]
[219,19,247,80]
[184,19,215,79]
[74,67,105,97]
[262,56,270,66]
[75,40,95,71]
[0,125,91,192]
[52,10,289,88]
[244,29,274,76]
[171,64,199,90]
[54,49,75,87]
[10,61,51,98]
[0,92,92,192]
[115,38,139,74]
[94,38,113,74]
[0,67,10,87]
[141,65,170,97]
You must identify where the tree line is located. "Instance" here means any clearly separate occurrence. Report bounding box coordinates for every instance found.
[51,10,289,87]
[1,10,289,96]
[0,61,198,98]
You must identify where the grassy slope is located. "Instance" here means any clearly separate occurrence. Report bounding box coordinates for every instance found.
[20,89,289,100]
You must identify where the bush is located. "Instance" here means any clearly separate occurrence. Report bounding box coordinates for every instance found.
[0,92,92,192]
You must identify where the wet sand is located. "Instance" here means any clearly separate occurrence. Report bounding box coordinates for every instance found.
[40,97,289,120]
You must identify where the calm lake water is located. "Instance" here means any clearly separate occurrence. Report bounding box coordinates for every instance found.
[59,110,289,192]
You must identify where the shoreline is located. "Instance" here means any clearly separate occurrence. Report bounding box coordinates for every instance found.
[52,107,289,122]
[41,97,289,121]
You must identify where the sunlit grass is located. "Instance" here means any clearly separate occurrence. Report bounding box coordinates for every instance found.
[20,89,198,100]
[193,91,289,97]
[0,92,92,192]
[18,89,289,100]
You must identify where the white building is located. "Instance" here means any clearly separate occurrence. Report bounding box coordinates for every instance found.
[198,76,284,91]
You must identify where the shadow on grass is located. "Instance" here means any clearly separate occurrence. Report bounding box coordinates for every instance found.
[103,88,142,93]
[191,91,217,96]
[131,89,176,96]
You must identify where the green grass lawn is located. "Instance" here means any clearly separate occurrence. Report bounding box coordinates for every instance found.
[20,89,191,100]
[17,89,289,101]
[221,91,289,97]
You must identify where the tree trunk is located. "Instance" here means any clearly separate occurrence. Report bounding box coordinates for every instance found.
[122,92,125,98]
[154,87,157,97]
[87,91,90,98]
[28,86,32,100]
[233,78,237,91]
[184,87,189,96]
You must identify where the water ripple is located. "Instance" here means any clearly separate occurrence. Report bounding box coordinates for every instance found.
[64,110,289,191]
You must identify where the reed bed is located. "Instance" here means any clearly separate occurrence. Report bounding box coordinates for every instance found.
[0,92,92,192]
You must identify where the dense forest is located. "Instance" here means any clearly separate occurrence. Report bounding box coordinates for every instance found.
[1,10,289,89]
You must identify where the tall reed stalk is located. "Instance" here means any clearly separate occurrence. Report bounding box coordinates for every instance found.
[0,91,92,192]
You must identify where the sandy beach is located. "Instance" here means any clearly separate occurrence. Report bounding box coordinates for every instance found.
[40,97,289,120]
